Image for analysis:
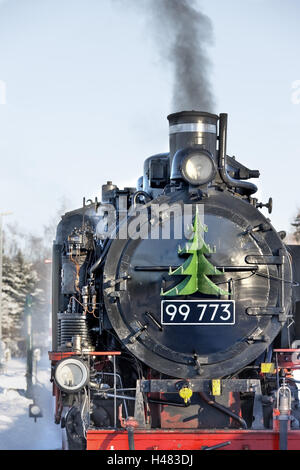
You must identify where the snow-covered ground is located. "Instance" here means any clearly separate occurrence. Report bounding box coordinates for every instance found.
[0,354,61,450]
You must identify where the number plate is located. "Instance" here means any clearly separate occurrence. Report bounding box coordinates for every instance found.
[161,300,235,325]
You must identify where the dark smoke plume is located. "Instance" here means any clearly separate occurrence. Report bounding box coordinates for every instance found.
[145,0,215,112]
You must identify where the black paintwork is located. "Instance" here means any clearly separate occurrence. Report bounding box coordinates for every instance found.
[103,189,292,378]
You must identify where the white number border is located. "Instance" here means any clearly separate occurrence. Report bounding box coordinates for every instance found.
[161,300,235,326]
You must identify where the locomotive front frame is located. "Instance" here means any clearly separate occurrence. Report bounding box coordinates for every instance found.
[49,111,300,451]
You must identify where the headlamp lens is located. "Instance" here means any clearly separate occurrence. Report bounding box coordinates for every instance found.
[182,152,215,185]
[54,358,89,393]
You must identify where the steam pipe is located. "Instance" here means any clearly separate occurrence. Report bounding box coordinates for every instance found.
[89,239,112,274]
[132,191,152,208]
[148,398,189,408]
[219,114,257,195]
[52,243,62,351]
[90,190,152,275]
[128,428,135,450]
[199,392,247,429]
[202,441,231,451]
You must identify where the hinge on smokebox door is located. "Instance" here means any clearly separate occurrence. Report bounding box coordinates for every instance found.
[125,312,164,344]
[125,321,149,345]
[246,327,269,344]
[245,249,289,324]
[105,275,131,302]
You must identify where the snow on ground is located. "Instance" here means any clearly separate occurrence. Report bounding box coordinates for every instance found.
[0,354,61,450]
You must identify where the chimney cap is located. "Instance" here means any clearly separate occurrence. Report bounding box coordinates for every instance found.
[167,110,219,123]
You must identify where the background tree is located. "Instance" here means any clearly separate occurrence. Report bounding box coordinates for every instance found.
[291,212,300,243]
[1,198,69,356]
[1,252,40,355]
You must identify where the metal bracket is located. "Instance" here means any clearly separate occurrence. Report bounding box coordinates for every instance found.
[125,321,148,344]
[107,291,121,302]
[193,354,204,376]
[250,381,265,430]
[144,312,163,331]
[243,223,271,237]
[245,255,283,265]
[134,380,147,428]
[246,307,291,318]
[246,327,269,344]
[141,378,261,394]
[246,249,288,324]
[104,275,131,289]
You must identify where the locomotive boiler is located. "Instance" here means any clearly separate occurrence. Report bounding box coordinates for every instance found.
[49,111,300,450]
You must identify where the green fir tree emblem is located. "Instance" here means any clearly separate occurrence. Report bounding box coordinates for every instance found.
[161,209,229,297]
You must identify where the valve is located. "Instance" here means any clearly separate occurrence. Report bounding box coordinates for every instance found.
[256,197,273,214]
[277,380,291,416]
[276,378,292,450]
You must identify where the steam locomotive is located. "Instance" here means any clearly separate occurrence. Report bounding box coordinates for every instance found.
[49,111,300,450]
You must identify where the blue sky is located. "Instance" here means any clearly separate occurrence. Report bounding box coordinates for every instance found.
[0,0,299,236]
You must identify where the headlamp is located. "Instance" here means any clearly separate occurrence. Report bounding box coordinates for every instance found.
[54,357,89,393]
[181,151,216,186]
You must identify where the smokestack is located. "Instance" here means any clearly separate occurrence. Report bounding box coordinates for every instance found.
[168,111,219,165]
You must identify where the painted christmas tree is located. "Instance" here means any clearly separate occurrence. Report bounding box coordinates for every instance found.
[161,209,229,297]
